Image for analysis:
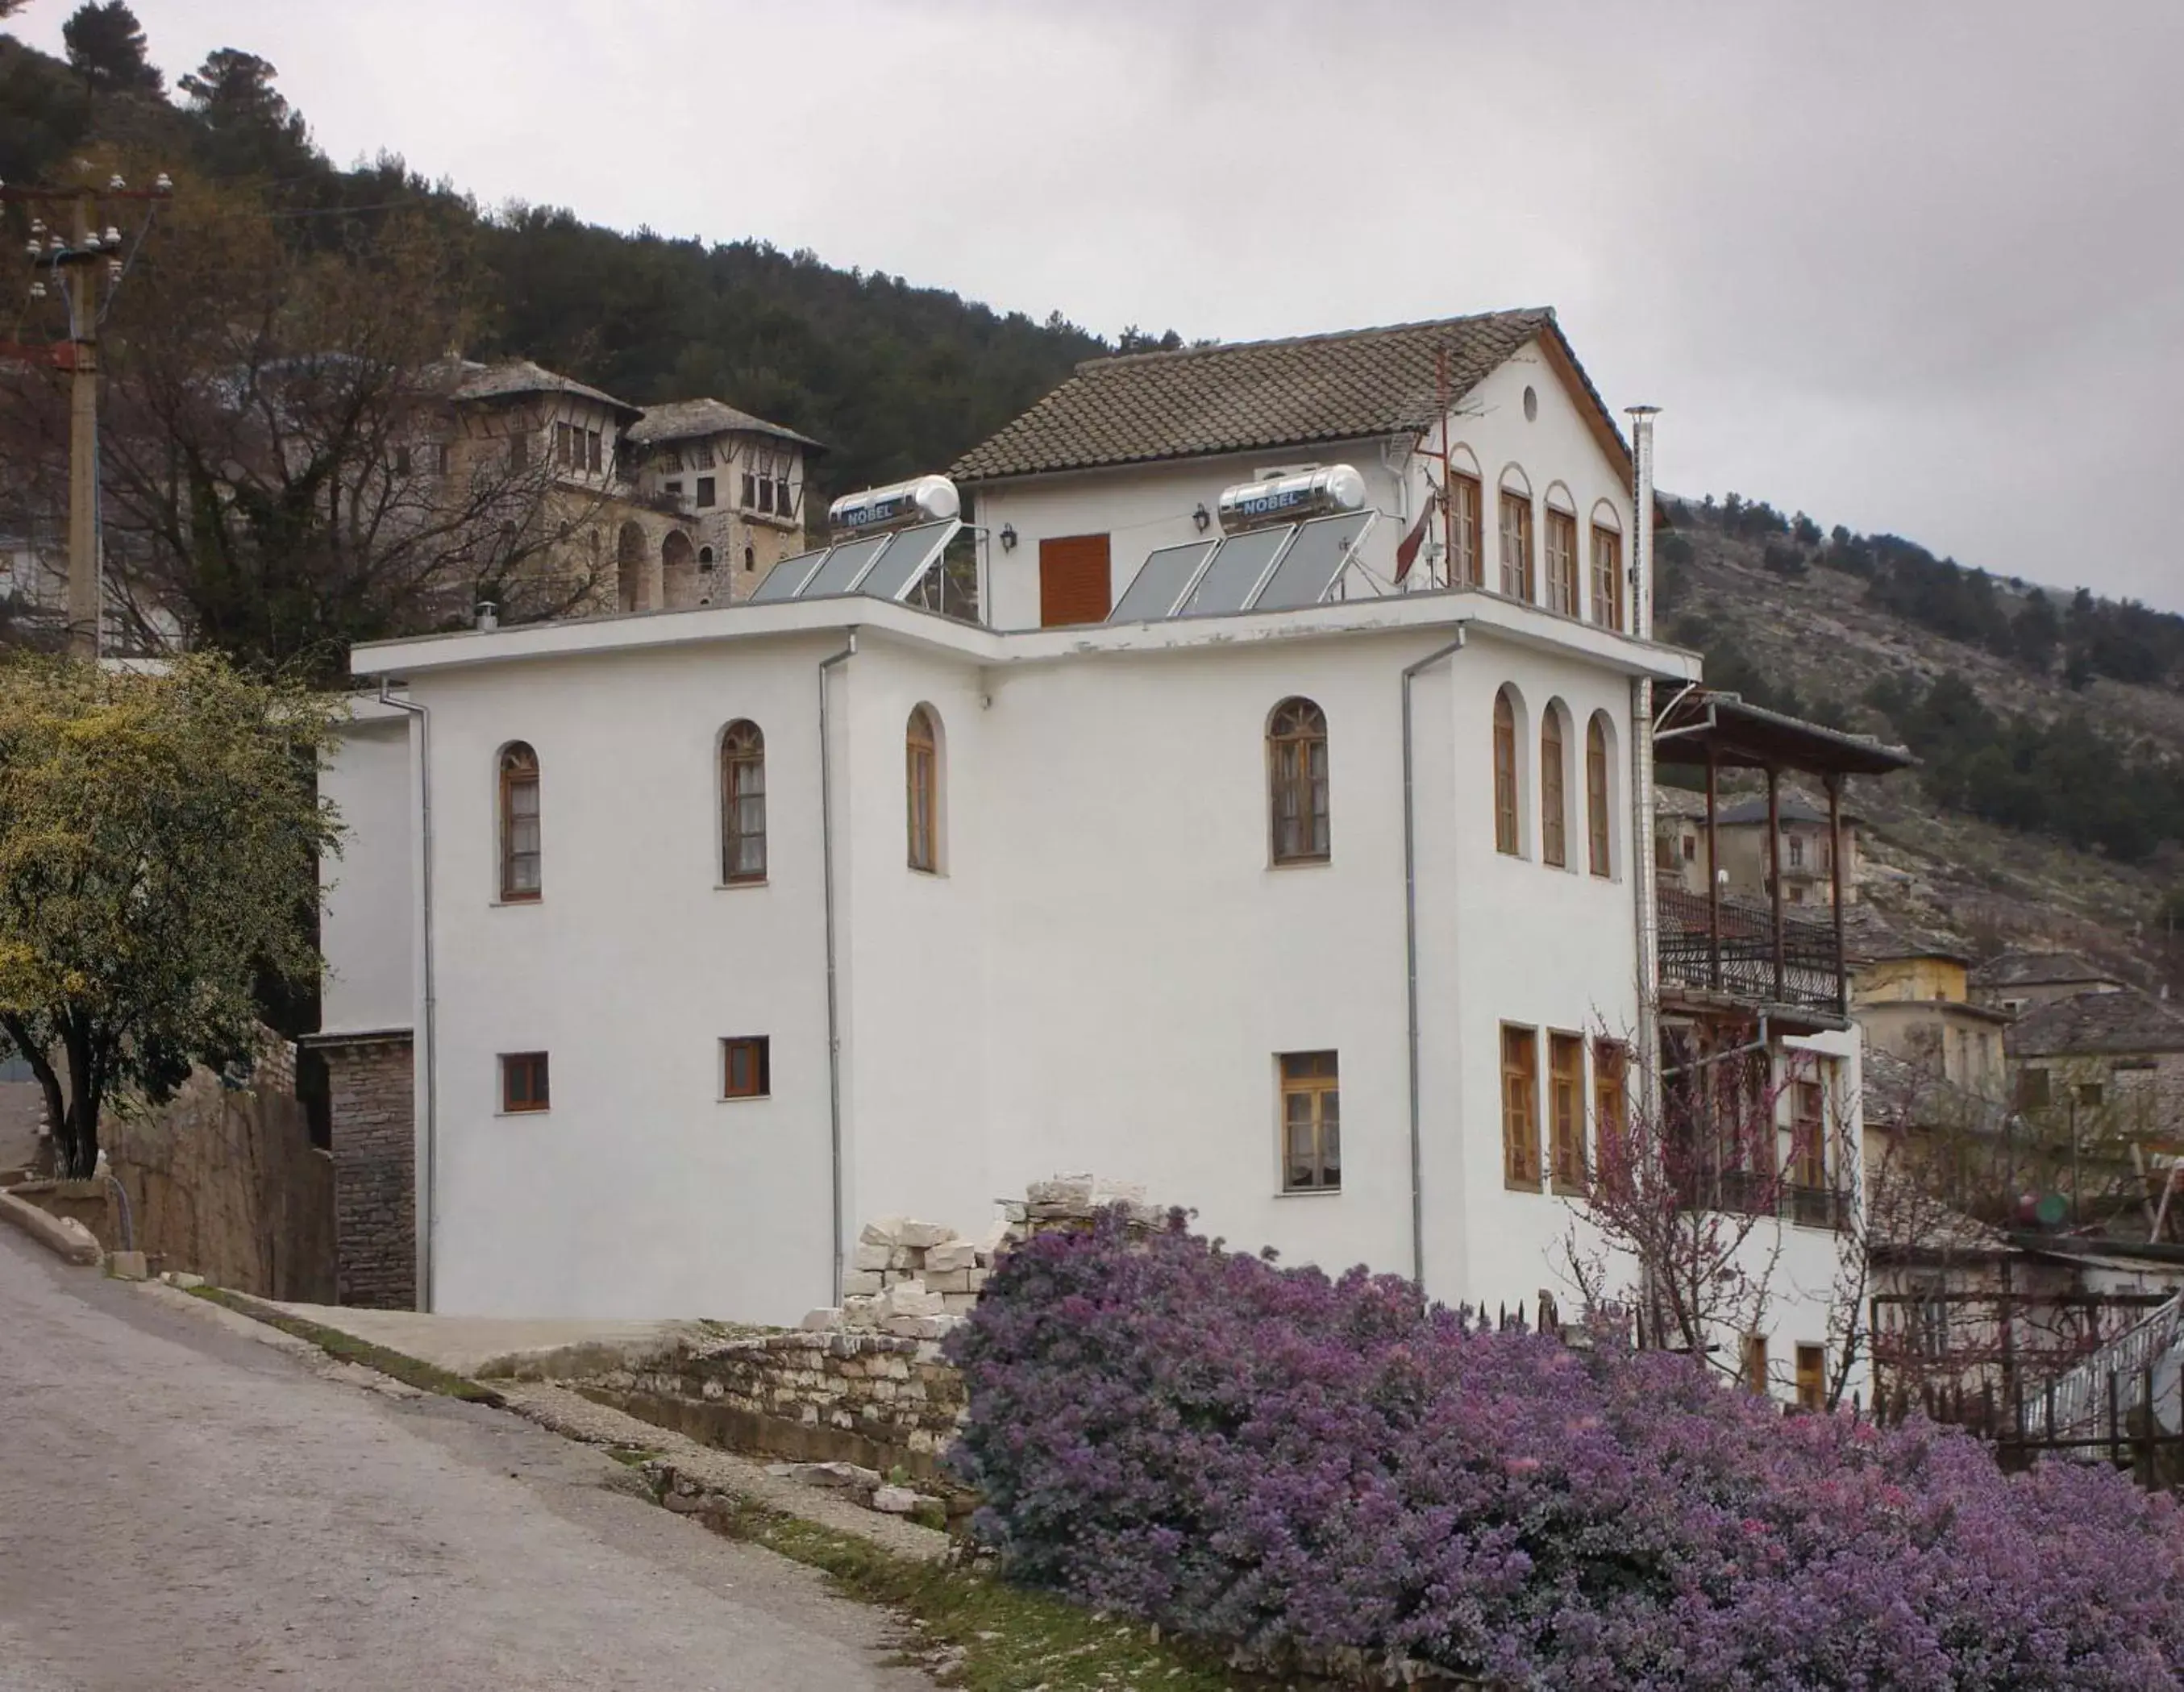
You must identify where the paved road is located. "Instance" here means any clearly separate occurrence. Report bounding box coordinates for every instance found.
[0,1228,935,1690]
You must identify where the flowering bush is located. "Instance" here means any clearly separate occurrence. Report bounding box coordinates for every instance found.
[946,1212,2184,1689]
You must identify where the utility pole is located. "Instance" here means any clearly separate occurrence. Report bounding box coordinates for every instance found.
[4,170,172,660]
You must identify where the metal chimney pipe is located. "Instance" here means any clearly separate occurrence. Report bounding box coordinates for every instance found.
[1626,405,1663,1129]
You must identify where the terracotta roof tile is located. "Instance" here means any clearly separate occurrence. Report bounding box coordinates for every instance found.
[951,308,1600,483]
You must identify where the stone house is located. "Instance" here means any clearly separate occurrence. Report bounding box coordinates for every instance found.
[1653,787,1861,908]
[1848,911,2011,1104]
[314,306,1901,1407]
[1970,949,2129,1016]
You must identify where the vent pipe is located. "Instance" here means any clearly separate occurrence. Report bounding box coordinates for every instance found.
[1627,405,1663,1133]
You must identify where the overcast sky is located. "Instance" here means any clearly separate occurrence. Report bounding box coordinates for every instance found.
[17,0,2184,609]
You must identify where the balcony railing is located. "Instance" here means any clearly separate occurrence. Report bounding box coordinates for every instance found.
[1658,886,1845,1016]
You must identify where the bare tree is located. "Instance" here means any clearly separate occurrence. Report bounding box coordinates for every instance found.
[1561,1017,1810,1387]
[2,164,614,678]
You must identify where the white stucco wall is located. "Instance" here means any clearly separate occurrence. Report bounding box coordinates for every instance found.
[414,634,842,1320]
[320,705,415,1038]
[969,336,1635,636]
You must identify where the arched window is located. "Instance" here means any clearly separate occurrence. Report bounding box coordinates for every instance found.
[698,545,716,572]
[906,705,939,872]
[1493,689,1520,856]
[720,721,766,883]
[1541,706,1568,867]
[1267,697,1330,864]
[743,545,755,572]
[1587,713,1613,877]
[499,742,541,900]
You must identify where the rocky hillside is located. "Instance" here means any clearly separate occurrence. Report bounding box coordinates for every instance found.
[1658,497,2184,989]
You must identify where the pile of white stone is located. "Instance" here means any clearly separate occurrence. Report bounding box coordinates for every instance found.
[801,1174,1166,1339]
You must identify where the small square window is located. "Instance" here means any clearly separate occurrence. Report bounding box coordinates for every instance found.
[664,480,683,502]
[722,1037,771,1100]
[697,476,717,508]
[501,1052,549,1113]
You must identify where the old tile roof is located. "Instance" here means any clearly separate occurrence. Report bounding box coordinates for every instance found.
[626,397,825,451]
[1714,794,1860,828]
[2007,987,2184,1058]
[1970,950,2126,992]
[1842,904,1973,967]
[445,358,639,418]
[951,307,1611,483]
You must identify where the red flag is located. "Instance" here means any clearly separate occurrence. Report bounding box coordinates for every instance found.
[1393,496,1435,583]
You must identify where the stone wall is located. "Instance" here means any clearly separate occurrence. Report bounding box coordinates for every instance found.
[6,1070,335,1301]
[577,1175,1165,1487]
[320,1034,416,1309]
[108,1074,335,1302]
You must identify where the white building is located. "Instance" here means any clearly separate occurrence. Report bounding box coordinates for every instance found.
[315,308,1893,1404]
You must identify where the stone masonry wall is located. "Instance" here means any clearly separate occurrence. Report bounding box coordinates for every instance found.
[580,1176,1167,1486]
[322,1035,416,1309]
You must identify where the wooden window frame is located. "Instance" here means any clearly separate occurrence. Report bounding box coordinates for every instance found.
[1544,507,1579,616]
[1493,689,1520,856]
[500,1051,549,1114]
[1498,489,1534,601]
[1586,714,1612,877]
[906,705,939,873]
[1450,472,1483,586]
[697,475,717,509]
[1591,524,1624,632]
[1278,1050,1340,1193]
[498,742,541,903]
[1741,1332,1769,1394]
[1795,1343,1825,1411]
[586,430,602,473]
[1541,709,1568,868]
[1502,1025,1541,1191]
[720,720,767,885]
[1549,1031,1586,1195]
[1593,1037,1628,1193]
[721,1036,772,1100]
[1792,1077,1828,1192]
[1267,697,1330,865]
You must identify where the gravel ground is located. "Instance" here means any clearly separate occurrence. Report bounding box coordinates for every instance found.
[0,1228,935,1691]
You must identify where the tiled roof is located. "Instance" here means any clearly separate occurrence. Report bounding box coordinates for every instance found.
[1715,794,1857,828]
[1970,950,2126,991]
[445,358,638,418]
[2007,988,2184,1058]
[951,307,1608,483]
[626,397,825,451]
[1842,904,1973,967]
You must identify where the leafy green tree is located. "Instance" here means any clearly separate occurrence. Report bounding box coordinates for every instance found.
[177,47,310,178]
[62,2,160,95]
[0,654,342,1177]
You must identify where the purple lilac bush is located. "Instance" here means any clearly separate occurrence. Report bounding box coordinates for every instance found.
[944,1212,2184,1689]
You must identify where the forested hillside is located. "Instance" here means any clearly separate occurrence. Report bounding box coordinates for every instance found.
[3,11,2179,977]
[0,20,1113,499]
[1658,499,2184,981]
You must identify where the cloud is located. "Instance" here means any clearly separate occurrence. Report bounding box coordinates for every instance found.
[19,0,2183,606]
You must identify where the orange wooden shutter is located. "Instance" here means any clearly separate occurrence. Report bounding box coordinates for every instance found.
[1038,534,1112,627]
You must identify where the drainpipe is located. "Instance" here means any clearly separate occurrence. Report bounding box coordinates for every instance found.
[1402,630,1467,1292]
[377,678,436,1312]
[1626,406,1662,1129]
[818,631,859,1305]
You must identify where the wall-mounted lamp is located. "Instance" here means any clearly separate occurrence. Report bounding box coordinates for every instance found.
[1192,502,1211,533]
[999,522,1018,551]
